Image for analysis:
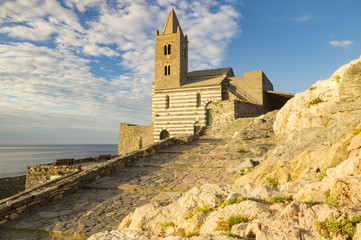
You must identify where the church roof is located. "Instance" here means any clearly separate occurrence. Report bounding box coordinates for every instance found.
[181,67,234,88]
[161,9,183,35]
[187,68,234,78]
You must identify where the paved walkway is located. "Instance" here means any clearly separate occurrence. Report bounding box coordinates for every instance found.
[0,137,244,240]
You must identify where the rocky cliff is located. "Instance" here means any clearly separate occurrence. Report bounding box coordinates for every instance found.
[89,57,361,240]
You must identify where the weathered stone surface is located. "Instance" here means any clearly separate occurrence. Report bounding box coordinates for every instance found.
[199,200,272,235]
[161,236,237,240]
[331,175,361,204]
[119,184,245,235]
[88,230,151,240]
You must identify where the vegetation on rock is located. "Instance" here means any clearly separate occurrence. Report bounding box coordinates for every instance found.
[215,214,251,231]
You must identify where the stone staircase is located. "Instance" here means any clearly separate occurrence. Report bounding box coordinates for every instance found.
[0,136,242,240]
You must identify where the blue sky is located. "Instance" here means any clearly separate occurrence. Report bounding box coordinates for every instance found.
[0,0,360,144]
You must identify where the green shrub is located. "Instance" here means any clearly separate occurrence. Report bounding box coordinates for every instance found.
[304,200,322,206]
[185,205,216,220]
[246,166,254,173]
[325,197,342,209]
[221,196,249,208]
[172,227,198,238]
[216,214,251,231]
[334,75,341,83]
[307,97,324,108]
[315,217,359,239]
[318,165,337,181]
[353,128,361,135]
[318,172,327,181]
[352,216,361,223]
[267,178,278,188]
[160,221,174,228]
[269,195,292,204]
[309,86,317,90]
[239,147,246,152]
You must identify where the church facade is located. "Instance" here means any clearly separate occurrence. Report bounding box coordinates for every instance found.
[118,9,293,154]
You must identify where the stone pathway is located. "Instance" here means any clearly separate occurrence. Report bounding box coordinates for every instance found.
[0,137,244,240]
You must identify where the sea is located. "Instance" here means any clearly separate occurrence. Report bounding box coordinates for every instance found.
[0,144,118,178]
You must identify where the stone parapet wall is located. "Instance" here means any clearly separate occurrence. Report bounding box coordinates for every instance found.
[0,176,26,201]
[234,100,264,118]
[25,165,82,190]
[118,124,154,155]
[0,132,202,225]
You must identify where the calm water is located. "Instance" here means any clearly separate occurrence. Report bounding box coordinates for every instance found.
[0,145,118,178]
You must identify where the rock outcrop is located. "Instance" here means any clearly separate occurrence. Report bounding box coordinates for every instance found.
[90,57,361,240]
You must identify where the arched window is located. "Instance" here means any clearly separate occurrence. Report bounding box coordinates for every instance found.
[168,65,170,75]
[165,95,169,109]
[164,65,168,75]
[196,93,201,107]
[168,44,171,55]
[164,45,167,55]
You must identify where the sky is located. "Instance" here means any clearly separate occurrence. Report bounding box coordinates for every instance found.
[0,0,360,145]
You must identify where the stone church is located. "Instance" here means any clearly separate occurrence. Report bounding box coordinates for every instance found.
[118,9,293,155]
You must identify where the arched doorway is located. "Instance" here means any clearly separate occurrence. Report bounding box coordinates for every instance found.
[160,130,170,140]
[205,102,213,126]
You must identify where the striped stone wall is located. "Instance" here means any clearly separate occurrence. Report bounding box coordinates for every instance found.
[152,85,222,141]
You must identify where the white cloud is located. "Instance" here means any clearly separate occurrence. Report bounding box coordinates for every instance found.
[291,14,312,22]
[0,0,241,143]
[330,40,354,48]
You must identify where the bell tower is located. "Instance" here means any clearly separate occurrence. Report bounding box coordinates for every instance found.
[154,9,188,90]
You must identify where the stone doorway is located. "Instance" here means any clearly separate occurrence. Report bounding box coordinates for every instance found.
[160,130,170,140]
[206,108,213,126]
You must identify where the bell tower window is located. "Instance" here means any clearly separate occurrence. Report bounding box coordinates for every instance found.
[164,65,170,75]
[164,44,171,55]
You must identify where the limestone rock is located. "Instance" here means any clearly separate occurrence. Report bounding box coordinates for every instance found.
[88,230,151,240]
[199,200,272,234]
[293,181,329,202]
[161,236,237,240]
[272,56,361,162]
[119,184,245,235]
[331,175,361,204]
[235,135,349,188]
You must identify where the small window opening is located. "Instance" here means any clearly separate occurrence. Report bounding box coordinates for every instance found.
[196,93,201,107]
[168,65,170,75]
[165,95,169,109]
[164,45,167,55]
[182,46,186,56]
[164,65,167,75]
[168,44,171,55]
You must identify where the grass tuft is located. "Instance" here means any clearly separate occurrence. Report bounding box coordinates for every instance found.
[307,97,324,108]
[216,214,251,231]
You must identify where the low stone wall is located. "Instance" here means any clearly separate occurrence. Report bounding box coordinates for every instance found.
[234,100,263,118]
[0,132,202,225]
[25,165,82,190]
[0,176,26,201]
